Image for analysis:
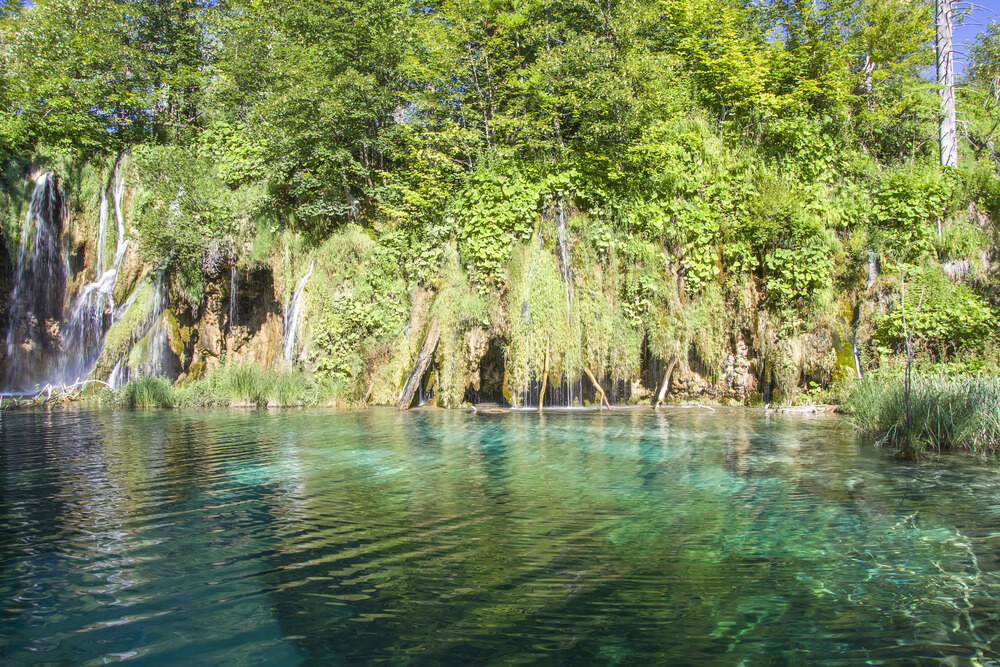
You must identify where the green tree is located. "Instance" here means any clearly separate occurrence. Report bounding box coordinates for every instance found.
[0,0,213,155]
[211,0,409,234]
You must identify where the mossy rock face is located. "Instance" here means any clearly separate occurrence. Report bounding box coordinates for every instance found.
[93,280,157,378]
[166,309,193,366]
[834,340,857,382]
[177,361,206,386]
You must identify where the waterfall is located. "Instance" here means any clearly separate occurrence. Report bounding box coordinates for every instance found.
[112,159,126,261]
[107,357,126,390]
[228,265,238,331]
[56,159,130,386]
[283,260,315,366]
[1,159,178,395]
[105,272,169,389]
[96,179,108,274]
[4,172,66,391]
[94,157,126,277]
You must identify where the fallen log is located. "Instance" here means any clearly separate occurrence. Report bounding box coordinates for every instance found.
[766,404,839,414]
[583,367,611,410]
[654,354,678,409]
[397,316,440,410]
[363,375,378,405]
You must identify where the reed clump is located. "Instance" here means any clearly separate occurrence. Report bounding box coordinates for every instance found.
[109,376,176,408]
[177,362,345,407]
[844,374,1000,454]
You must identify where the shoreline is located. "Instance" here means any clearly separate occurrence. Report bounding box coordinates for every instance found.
[0,392,844,415]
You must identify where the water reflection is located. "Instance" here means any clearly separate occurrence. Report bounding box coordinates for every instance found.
[1,407,1000,663]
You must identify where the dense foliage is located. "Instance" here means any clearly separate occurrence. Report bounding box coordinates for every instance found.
[1,0,998,407]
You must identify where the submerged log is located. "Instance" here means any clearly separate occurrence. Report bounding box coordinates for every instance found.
[654,354,678,409]
[397,316,440,410]
[584,367,611,410]
[765,404,838,414]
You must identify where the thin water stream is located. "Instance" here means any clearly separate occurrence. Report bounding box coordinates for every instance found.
[2,408,1000,663]
[283,260,315,366]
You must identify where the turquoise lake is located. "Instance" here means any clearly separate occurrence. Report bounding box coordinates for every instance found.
[2,407,1000,663]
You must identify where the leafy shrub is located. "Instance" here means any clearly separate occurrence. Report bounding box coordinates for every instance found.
[871,267,998,360]
[868,169,950,262]
[132,145,263,307]
[447,165,543,285]
[307,228,409,387]
[763,240,835,310]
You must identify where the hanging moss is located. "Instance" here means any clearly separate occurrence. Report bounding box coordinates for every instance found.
[573,234,644,381]
[93,278,157,377]
[432,245,487,407]
[504,231,576,404]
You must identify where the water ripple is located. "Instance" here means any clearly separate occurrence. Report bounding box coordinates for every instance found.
[3,407,1000,663]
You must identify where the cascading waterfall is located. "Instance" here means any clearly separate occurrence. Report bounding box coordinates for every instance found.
[228,265,238,332]
[112,159,126,260]
[0,158,168,394]
[96,176,109,275]
[511,207,587,410]
[4,172,66,391]
[101,185,183,387]
[283,260,315,366]
[106,271,169,389]
[56,158,130,386]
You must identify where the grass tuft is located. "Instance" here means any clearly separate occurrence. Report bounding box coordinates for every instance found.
[109,376,176,408]
[844,374,1000,455]
[177,362,346,407]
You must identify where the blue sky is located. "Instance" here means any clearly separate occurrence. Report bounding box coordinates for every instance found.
[955,0,1000,74]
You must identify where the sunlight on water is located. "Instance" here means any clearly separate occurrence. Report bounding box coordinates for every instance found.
[2,407,1000,663]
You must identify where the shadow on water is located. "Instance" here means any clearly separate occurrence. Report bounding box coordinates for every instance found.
[2,407,1000,663]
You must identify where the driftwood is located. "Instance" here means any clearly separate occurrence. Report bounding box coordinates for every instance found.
[654,354,678,409]
[397,316,440,410]
[765,404,838,414]
[363,375,378,405]
[583,367,610,410]
[0,378,112,410]
[538,340,550,413]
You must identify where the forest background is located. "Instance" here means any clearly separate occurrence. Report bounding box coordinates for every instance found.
[0,0,999,412]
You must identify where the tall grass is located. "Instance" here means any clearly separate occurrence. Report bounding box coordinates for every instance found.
[109,376,176,408]
[844,374,1000,455]
[177,362,346,407]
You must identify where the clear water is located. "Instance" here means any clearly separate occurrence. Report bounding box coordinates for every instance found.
[2,407,1000,664]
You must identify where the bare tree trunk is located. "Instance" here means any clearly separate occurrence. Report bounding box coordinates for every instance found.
[654,354,678,409]
[937,0,958,168]
[397,317,440,410]
[861,53,875,112]
[584,367,610,410]
[538,340,549,413]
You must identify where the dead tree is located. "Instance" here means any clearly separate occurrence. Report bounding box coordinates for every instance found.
[397,317,440,410]
[654,354,678,409]
[538,340,550,413]
[937,0,958,167]
[584,367,611,410]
